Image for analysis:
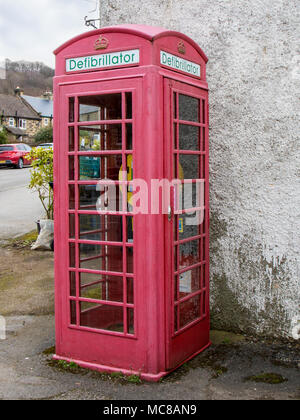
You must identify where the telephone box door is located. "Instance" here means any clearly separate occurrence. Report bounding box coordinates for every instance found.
[55,77,146,371]
[164,79,210,370]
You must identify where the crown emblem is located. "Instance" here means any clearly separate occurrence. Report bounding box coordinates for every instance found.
[178,41,186,55]
[94,36,109,50]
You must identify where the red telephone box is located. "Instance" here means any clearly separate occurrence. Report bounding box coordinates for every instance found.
[53,24,210,381]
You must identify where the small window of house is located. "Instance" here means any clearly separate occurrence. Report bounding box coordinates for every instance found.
[44,118,49,126]
[9,118,14,127]
[19,119,26,129]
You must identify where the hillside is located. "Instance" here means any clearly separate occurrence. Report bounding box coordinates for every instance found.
[0,59,54,96]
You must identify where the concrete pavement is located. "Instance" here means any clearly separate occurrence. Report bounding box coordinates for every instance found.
[0,313,299,400]
[0,167,44,239]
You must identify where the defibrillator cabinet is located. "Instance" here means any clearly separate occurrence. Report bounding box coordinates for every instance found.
[53,24,210,381]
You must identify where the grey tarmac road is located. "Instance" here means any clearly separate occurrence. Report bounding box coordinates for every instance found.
[0,167,44,239]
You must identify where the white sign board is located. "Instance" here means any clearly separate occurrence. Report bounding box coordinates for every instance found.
[66,49,140,73]
[160,51,201,77]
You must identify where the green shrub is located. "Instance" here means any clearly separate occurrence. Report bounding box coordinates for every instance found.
[27,147,53,219]
[0,127,8,144]
[34,126,53,145]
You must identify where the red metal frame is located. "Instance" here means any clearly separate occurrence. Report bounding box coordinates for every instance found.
[53,24,209,381]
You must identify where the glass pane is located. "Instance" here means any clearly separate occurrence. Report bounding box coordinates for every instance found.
[178,181,205,211]
[179,155,199,180]
[179,211,204,240]
[79,184,121,212]
[127,247,134,273]
[79,94,122,121]
[69,243,76,268]
[179,267,201,299]
[179,94,199,122]
[126,216,134,243]
[201,99,206,124]
[69,214,75,239]
[174,305,179,332]
[79,155,122,181]
[179,240,200,269]
[79,185,98,211]
[179,294,201,329]
[80,301,124,332]
[70,272,76,297]
[79,125,122,151]
[127,278,134,304]
[69,185,75,209]
[127,308,134,334]
[69,156,75,180]
[69,98,75,123]
[79,243,123,273]
[200,127,206,152]
[126,124,132,150]
[126,92,132,119]
[179,125,200,151]
[80,272,123,303]
[70,300,76,324]
[79,214,122,242]
[69,127,75,151]
[173,93,177,119]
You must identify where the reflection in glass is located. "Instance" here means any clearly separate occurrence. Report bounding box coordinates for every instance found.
[79,125,122,151]
[79,155,122,181]
[79,94,122,121]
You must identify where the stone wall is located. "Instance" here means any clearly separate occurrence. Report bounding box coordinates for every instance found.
[100,0,300,339]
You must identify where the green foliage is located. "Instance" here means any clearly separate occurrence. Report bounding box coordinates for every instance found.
[34,126,53,145]
[0,127,8,144]
[27,147,53,219]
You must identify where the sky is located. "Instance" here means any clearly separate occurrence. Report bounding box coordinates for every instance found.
[0,0,99,69]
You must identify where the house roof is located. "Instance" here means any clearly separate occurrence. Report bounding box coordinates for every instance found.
[0,94,41,120]
[5,126,28,136]
[23,95,53,118]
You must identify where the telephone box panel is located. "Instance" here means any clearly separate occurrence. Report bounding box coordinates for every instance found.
[53,25,210,381]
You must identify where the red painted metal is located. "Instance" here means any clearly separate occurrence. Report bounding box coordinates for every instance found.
[53,24,210,381]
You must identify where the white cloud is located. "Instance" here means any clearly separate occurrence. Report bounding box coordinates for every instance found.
[0,0,99,68]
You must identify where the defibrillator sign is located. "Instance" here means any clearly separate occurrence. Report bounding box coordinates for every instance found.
[160,51,201,77]
[66,49,140,73]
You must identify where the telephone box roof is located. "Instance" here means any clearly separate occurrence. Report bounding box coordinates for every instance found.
[54,24,208,63]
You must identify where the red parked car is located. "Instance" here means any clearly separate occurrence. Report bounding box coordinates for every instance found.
[0,144,32,169]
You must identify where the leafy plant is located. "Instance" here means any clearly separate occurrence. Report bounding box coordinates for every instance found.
[27,147,53,219]
[0,127,8,144]
[34,126,53,145]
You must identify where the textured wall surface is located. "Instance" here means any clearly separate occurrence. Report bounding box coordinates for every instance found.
[101,0,300,338]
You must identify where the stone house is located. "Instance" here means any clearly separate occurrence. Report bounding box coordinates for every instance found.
[0,89,41,144]
[23,91,54,129]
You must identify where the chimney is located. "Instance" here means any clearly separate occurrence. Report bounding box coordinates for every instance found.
[14,86,24,96]
[43,90,53,101]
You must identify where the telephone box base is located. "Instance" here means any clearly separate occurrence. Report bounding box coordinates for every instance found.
[53,342,211,383]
